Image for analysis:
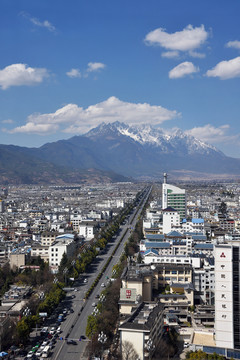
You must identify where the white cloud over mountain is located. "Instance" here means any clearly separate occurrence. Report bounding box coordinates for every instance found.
[185,124,237,144]
[145,25,208,56]
[9,97,180,135]
[0,64,49,90]
[206,56,240,79]
[169,62,199,79]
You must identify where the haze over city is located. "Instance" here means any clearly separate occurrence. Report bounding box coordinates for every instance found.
[0,0,240,157]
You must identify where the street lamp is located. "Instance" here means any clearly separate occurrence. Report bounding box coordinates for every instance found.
[98,331,107,359]
[63,267,68,284]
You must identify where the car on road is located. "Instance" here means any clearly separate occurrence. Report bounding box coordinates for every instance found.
[27,351,34,358]
[56,326,61,334]
[83,278,88,283]
[79,335,86,341]
[35,349,42,357]
[49,327,55,335]
[67,339,77,345]
[92,302,96,307]
[95,294,100,299]
[101,283,105,287]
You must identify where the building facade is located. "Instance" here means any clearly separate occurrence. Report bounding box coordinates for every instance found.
[162,173,186,220]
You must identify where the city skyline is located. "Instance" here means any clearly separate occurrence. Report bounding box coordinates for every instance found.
[1,0,240,158]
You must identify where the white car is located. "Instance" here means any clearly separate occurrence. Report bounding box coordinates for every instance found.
[101,283,105,287]
[36,349,42,357]
[57,326,61,334]
[50,327,55,335]
[83,278,88,283]
[92,302,96,307]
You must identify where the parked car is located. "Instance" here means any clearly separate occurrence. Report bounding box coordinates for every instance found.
[67,339,77,345]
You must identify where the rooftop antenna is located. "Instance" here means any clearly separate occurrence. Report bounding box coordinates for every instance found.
[163,173,167,184]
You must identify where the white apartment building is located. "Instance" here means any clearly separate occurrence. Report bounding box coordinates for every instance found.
[181,218,205,233]
[162,207,180,234]
[78,221,97,240]
[49,234,75,271]
[70,212,82,232]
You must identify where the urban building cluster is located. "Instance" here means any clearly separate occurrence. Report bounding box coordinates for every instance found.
[0,182,143,350]
[1,178,240,359]
[117,175,240,359]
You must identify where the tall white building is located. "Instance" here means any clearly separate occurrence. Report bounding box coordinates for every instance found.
[162,173,186,220]
[215,244,240,349]
[162,207,180,234]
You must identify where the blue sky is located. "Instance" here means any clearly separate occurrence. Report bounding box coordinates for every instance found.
[0,0,240,157]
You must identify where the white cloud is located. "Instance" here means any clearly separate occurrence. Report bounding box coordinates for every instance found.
[185,124,236,144]
[161,51,179,58]
[9,123,59,135]
[189,50,206,58]
[169,62,199,79]
[87,62,106,72]
[9,97,180,135]
[144,25,208,54]
[0,64,49,90]
[20,12,56,32]
[66,68,81,78]
[30,18,56,32]
[226,40,240,50]
[206,56,240,79]
[1,119,14,124]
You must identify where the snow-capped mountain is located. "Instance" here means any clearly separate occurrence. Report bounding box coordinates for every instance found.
[85,121,222,155]
[29,121,240,180]
[1,121,239,183]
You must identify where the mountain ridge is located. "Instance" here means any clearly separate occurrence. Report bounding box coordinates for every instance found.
[0,121,239,183]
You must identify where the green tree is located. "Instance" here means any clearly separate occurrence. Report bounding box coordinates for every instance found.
[86,315,98,338]
[17,318,31,344]
[219,201,227,216]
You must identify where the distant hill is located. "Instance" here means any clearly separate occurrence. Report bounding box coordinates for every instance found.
[0,144,128,184]
[1,121,240,184]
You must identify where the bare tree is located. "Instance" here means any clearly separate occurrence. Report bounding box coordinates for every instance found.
[121,340,139,360]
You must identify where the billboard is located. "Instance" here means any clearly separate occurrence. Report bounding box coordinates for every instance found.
[120,288,137,302]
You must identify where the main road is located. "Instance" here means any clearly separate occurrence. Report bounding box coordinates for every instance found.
[50,185,152,360]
